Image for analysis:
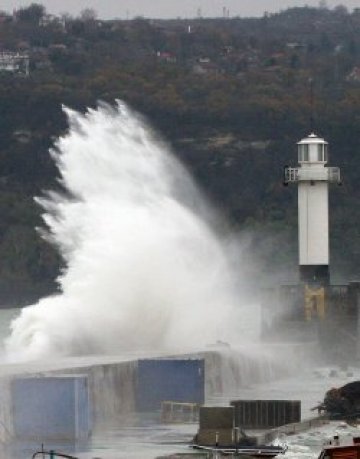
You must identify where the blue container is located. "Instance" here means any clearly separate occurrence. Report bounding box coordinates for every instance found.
[136,359,205,411]
[12,375,91,441]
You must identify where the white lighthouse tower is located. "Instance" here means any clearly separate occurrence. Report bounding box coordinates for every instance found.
[284,133,341,286]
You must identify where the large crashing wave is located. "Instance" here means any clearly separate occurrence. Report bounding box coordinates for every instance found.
[5,101,241,360]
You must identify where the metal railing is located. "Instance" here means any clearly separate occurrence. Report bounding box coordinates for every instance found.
[284,167,341,184]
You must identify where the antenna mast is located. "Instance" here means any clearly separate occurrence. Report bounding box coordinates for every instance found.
[309,78,314,133]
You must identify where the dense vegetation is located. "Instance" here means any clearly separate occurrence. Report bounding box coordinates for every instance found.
[0,4,359,305]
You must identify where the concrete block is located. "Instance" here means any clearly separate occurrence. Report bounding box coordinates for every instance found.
[199,406,234,429]
[196,428,234,446]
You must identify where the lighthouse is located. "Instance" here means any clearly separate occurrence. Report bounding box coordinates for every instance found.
[284,133,341,286]
[262,134,359,357]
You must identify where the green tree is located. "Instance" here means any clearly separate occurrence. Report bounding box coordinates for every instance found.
[16,3,46,23]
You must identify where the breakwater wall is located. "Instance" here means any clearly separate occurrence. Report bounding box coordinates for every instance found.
[0,346,297,438]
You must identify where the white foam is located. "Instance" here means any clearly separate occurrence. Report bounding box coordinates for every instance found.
[5,102,246,361]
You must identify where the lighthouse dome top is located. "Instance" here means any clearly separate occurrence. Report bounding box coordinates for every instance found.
[297,132,328,164]
[297,132,328,145]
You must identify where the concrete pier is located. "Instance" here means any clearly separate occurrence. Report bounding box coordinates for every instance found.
[0,347,289,439]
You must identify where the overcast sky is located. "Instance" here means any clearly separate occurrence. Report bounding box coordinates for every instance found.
[1,0,359,19]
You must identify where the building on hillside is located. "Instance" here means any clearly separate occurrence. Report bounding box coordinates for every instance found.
[192,58,222,76]
[156,51,177,63]
[0,52,29,75]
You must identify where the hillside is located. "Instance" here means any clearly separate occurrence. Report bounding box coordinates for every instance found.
[0,4,359,305]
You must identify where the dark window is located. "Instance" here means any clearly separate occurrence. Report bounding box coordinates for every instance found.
[298,144,309,162]
[318,144,323,161]
[324,144,328,162]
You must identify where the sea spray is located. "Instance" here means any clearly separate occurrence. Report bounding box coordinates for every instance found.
[5,101,242,360]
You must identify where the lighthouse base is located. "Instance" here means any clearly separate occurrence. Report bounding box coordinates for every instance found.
[261,281,360,363]
[299,265,329,286]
